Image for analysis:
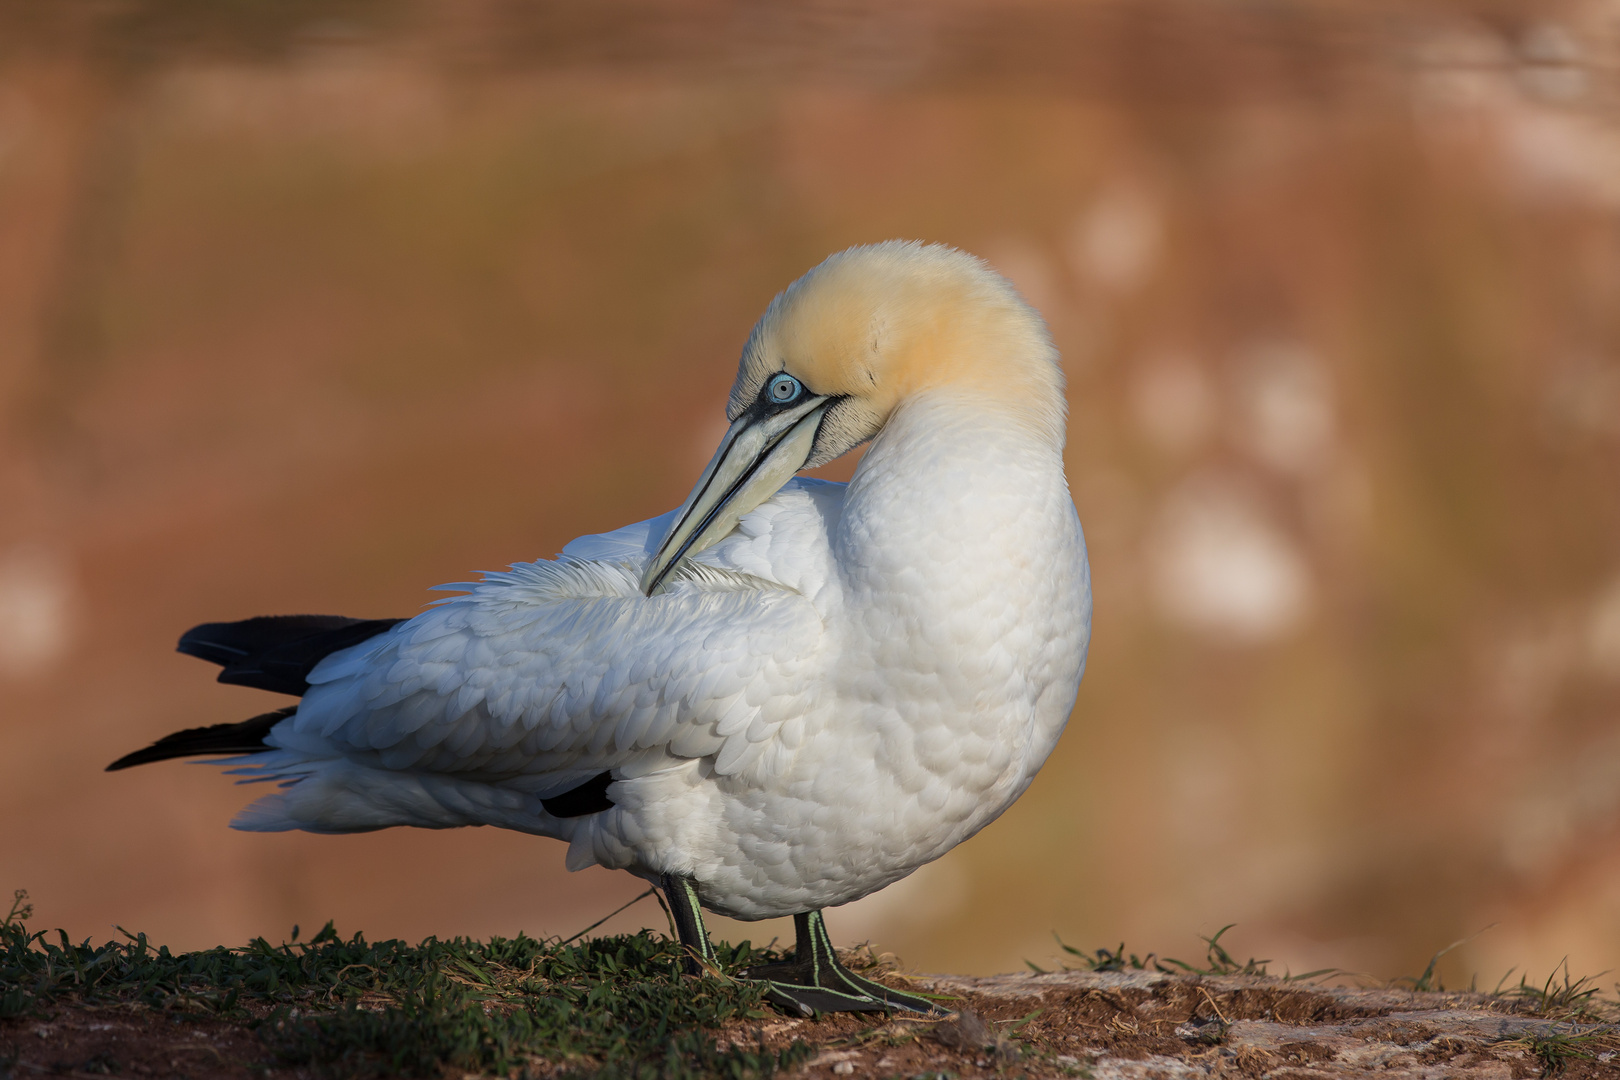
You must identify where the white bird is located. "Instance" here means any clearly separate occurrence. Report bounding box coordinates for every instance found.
[110,241,1092,1014]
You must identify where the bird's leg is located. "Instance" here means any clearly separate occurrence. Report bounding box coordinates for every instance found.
[740,910,941,1016]
[660,873,718,976]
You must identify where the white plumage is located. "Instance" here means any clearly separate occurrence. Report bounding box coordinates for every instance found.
[142,240,1092,943]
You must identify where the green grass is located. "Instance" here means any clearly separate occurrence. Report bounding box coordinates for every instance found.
[1493,960,1608,1020]
[1389,933,1477,994]
[1503,1026,1620,1077]
[1036,925,1336,982]
[1,890,811,1078]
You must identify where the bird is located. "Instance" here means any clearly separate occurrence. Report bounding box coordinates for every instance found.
[109,240,1092,1016]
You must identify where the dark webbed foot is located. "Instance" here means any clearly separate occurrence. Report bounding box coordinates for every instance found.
[659,876,942,1016]
[743,911,940,1015]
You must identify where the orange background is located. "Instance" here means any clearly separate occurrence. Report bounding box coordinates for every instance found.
[3,0,1619,990]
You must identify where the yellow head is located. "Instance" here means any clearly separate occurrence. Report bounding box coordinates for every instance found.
[641,241,1064,594]
[732,240,1065,466]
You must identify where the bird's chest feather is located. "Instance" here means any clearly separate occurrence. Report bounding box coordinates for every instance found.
[825,401,1087,801]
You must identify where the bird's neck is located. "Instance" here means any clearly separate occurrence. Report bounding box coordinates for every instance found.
[836,388,1077,625]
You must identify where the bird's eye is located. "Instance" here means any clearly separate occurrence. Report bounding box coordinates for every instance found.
[766,373,803,405]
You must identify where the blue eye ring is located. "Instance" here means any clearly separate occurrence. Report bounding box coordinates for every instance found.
[766,373,803,405]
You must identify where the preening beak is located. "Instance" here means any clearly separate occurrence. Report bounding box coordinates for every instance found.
[640,395,831,595]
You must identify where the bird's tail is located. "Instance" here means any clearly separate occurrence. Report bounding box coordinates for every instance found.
[107,614,402,772]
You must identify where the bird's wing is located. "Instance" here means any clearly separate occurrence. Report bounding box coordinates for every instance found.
[687,477,847,602]
[557,508,677,563]
[264,481,845,795]
[555,477,845,590]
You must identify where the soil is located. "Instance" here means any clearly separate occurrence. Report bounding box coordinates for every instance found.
[739,968,1620,1079]
[1,1004,266,1079]
[3,967,1616,1079]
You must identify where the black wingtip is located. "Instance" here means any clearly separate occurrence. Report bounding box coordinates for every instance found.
[106,706,296,771]
[175,621,254,666]
[177,615,404,697]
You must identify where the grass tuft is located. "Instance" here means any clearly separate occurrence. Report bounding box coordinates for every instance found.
[1510,1030,1602,1075]
[1161,925,1271,978]
[1044,926,1296,980]
[1495,959,1608,1020]
[1043,928,1334,984]
[1,890,811,1078]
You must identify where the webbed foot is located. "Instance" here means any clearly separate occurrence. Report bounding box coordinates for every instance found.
[742,911,942,1016]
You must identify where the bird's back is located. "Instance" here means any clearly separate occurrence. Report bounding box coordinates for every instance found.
[224,480,848,837]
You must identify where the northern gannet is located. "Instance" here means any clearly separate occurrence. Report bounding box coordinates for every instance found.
[109,241,1092,1015]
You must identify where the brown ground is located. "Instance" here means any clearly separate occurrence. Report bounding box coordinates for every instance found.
[1,1004,265,1079]
[6,965,1616,1079]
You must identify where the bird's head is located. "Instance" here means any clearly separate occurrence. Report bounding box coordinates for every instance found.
[640,240,1063,595]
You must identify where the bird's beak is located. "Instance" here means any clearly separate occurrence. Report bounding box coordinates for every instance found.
[641,395,831,595]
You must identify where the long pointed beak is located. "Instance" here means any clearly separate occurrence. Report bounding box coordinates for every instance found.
[641,396,831,595]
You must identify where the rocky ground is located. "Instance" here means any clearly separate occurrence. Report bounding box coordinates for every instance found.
[757,967,1620,1079]
[6,963,1616,1078]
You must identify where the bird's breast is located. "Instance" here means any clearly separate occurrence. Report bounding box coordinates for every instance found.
[814,395,1090,842]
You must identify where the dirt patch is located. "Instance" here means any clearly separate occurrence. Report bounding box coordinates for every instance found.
[1,1004,267,1079]
[5,967,1618,1078]
[712,969,1620,1080]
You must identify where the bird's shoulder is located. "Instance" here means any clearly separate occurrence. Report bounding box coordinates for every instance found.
[688,477,845,598]
[559,477,844,584]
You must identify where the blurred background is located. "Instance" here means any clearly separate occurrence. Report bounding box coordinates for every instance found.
[2,0,1619,990]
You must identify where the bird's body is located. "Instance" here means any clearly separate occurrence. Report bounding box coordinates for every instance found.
[113,241,1091,1011]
